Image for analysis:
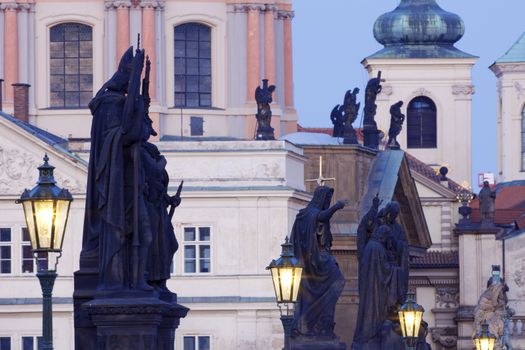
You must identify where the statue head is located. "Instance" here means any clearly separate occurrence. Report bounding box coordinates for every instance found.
[386,201,400,222]
[106,46,134,93]
[309,186,334,210]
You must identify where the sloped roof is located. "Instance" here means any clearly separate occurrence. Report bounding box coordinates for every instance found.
[495,32,525,64]
[411,250,458,269]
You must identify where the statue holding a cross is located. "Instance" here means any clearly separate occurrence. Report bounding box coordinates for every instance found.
[290,159,348,348]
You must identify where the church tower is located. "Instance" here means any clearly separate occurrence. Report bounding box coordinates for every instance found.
[362,0,477,184]
[490,33,525,182]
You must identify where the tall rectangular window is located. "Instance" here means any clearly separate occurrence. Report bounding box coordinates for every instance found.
[50,22,93,108]
[0,228,12,274]
[21,228,47,273]
[21,336,42,350]
[0,337,11,350]
[183,336,210,350]
[183,226,211,274]
[174,23,212,108]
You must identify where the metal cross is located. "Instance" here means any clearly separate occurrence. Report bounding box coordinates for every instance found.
[305,156,336,186]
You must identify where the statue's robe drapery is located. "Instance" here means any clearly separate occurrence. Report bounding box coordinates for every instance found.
[290,204,345,337]
[353,233,391,346]
[143,142,178,284]
[82,57,146,290]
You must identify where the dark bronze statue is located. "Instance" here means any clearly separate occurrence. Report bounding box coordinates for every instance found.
[387,101,405,150]
[82,45,180,293]
[353,200,409,350]
[479,181,496,226]
[290,186,347,348]
[255,79,276,140]
[362,71,384,149]
[331,88,360,145]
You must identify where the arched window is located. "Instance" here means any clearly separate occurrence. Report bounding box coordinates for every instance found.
[174,23,211,108]
[407,96,437,148]
[522,106,525,170]
[49,23,93,108]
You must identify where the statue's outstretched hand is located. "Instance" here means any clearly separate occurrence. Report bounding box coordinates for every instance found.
[336,199,350,209]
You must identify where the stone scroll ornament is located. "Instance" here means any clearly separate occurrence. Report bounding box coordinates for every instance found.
[362,71,384,149]
[255,79,276,140]
[331,88,360,145]
[352,199,411,350]
[290,186,347,350]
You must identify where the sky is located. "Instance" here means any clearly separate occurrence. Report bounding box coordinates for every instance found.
[292,0,525,187]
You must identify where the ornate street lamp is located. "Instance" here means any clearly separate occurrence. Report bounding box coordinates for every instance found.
[473,321,496,350]
[17,154,73,350]
[456,183,474,225]
[267,236,303,350]
[398,289,425,350]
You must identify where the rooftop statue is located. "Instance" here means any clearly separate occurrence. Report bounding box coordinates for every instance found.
[331,88,360,145]
[479,181,496,227]
[387,101,405,150]
[352,200,409,350]
[255,79,276,140]
[290,186,347,349]
[362,72,384,149]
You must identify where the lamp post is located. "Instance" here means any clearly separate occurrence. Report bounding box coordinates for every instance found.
[456,184,474,225]
[398,289,425,350]
[267,236,303,350]
[16,154,73,350]
[473,321,496,350]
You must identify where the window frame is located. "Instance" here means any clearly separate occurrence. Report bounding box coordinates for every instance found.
[48,22,94,109]
[0,336,11,350]
[406,96,437,149]
[0,228,12,275]
[181,335,212,350]
[173,22,213,109]
[21,335,43,350]
[181,225,212,275]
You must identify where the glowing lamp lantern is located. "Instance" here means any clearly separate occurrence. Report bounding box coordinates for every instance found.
[398,289,425,350]
[267,236,303,304]
[17,154,73,255]
[474,321,496,350]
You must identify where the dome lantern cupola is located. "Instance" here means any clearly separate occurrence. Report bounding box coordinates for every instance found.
[367,0,475,59]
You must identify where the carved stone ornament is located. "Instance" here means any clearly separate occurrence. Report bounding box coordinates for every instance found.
[413,87,431,96]
[380,85,393,96]
[431,327,457,348]
[106,0,132,9]
[277,10,294,19]
[0,146,84,195]
[435,287,459,308]
[452,84,475,96]
[140,0,164,9]
[0,2,19,10]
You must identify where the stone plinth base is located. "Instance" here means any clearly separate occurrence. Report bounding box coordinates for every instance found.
[291,337,347,350]
[86,296,188,350]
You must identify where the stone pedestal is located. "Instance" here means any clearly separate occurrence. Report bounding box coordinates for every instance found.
[290,337,346,350]
[86,297,188,350]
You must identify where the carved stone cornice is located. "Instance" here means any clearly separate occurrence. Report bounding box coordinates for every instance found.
[277,10,294,19]
[17,3,31,10]
[452,84,475,96]
[106,0,132,9]
[0,2,19,11]
[227,3,264,13]
[140,0,164,9]
[491,62,525,76]
[265,4,277,12]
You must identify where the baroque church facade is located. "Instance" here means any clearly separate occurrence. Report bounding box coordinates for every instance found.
[0,0,524,349]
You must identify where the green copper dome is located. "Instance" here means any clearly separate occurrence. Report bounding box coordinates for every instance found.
[366,0,476,59]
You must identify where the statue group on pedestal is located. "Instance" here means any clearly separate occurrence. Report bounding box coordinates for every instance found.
[330,72,405,150]
[352,196,410,350]
[82,44,181,295]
